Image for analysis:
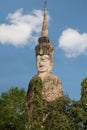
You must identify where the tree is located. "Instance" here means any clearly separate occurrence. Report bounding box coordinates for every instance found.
[1,77,87,130]
[80,78,87,129]
[43,96,73,130]
[68,78,87,130]
[69,100,83,130]
[0,87,28,130]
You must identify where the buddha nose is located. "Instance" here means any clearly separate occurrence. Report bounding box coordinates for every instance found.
[39,62,42,66]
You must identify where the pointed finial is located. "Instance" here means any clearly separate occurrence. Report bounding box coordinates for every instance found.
[42,0,48,37]
[44,0,46,9]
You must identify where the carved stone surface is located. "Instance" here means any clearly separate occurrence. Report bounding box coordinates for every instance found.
[38,36,50,43]
[35,39,54,59]
[27,74,63,106]
[42,74,63,102]
[26,73,63,119]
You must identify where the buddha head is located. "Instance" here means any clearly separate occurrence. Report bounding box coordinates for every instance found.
[36,54,53,74]
[35,37,54,75]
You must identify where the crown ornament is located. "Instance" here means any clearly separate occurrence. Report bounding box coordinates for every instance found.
[35,43,54,59]
[35,0,54,59]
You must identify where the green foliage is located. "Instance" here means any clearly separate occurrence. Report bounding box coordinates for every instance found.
[69,100,83,129]
[68,77,87,129]
[43,96,72,130]
[0,77,87,130]
[81,77,87,110]
[80,78,87,129]
[0,87,28,130]
[28,76,44,130]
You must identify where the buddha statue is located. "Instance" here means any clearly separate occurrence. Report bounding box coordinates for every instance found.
[26,1,63,115]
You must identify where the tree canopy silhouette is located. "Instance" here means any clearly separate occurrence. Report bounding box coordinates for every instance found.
[0,77,87,130]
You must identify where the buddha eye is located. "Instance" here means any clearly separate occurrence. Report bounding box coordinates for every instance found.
[43,59,47,61]
[42,58,49,62]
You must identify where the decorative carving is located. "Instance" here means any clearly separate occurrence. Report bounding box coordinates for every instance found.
[42,74,63,102]
[35,44,54,59]
[38,37,50,43]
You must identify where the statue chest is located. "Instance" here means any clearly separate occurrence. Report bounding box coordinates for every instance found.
[42,78,62,102]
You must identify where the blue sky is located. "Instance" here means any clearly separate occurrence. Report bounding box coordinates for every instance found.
[0,0,87,100]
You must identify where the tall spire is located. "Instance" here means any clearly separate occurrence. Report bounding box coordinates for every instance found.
[36,0,54,60]
[42,0,48,37]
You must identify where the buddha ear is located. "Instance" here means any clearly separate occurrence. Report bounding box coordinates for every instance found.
[51,61,53,68]
[48,61,53,73]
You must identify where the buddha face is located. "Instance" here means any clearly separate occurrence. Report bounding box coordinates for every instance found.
[36,55,53,74]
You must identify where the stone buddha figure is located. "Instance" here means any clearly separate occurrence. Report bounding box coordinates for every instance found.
[26,1,63,112]
[35,37,63,102]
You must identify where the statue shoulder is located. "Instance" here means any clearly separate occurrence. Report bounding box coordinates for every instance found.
[47,74,62,84]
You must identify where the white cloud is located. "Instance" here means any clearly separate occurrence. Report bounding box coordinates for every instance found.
[58,28,87,58]
[0,9,44,47]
